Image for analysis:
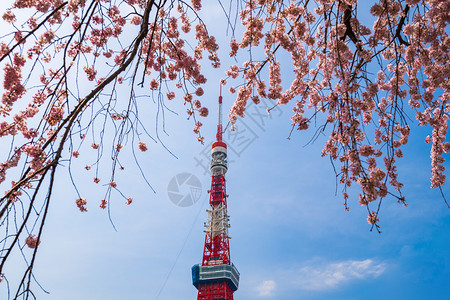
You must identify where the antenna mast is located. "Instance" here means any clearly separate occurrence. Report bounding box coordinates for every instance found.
[217,85,223,142]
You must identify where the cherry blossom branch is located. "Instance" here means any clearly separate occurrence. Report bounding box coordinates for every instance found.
[0,2,68,62]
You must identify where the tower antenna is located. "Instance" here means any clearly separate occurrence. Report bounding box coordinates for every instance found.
[217,84,223,142]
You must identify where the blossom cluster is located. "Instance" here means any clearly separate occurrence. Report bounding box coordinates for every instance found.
[75,197,87,212]
[0,0,218,217]
[25,234,41,249]
[226,0,450,225]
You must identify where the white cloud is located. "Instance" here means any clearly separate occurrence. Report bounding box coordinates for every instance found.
[293,259,386,291]
[255,280,277,297]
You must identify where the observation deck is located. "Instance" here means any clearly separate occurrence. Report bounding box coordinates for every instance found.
[192,263,240,292]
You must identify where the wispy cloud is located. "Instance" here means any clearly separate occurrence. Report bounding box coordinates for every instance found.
[292,259,386,291]
[255,280,276,297]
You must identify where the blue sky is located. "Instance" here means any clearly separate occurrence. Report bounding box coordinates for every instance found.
[1,1,450,300]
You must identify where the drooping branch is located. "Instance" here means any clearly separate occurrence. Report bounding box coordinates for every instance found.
[0,0,221,297]
[225,0,449,229]
[0,1,69,62]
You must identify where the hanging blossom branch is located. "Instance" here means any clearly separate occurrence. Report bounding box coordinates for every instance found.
[224,0,449,231]
[0,0,219,298]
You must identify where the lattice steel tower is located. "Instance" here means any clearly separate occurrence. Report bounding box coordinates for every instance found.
[192,94,240,299]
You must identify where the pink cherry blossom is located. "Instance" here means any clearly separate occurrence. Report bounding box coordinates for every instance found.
[191,0,201,11]
[138,141,148,152]
[193,121,202,134]
[367,211,379,225]
[25,234,40,249]
[149,78,159,90]
[199,107,208,117]
[2,11,16,23]
[125,197,132,205]
[195,88,204,96]
[83,66,97,81]
[229,39,239,56]
[166,92,175,100]
[131,16,141,25]
[75,197,87,212]
[99,200,108,209]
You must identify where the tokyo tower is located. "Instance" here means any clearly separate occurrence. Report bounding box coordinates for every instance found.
[192,93,240,299]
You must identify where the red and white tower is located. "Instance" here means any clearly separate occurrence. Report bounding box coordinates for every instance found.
[192,94,239,299]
